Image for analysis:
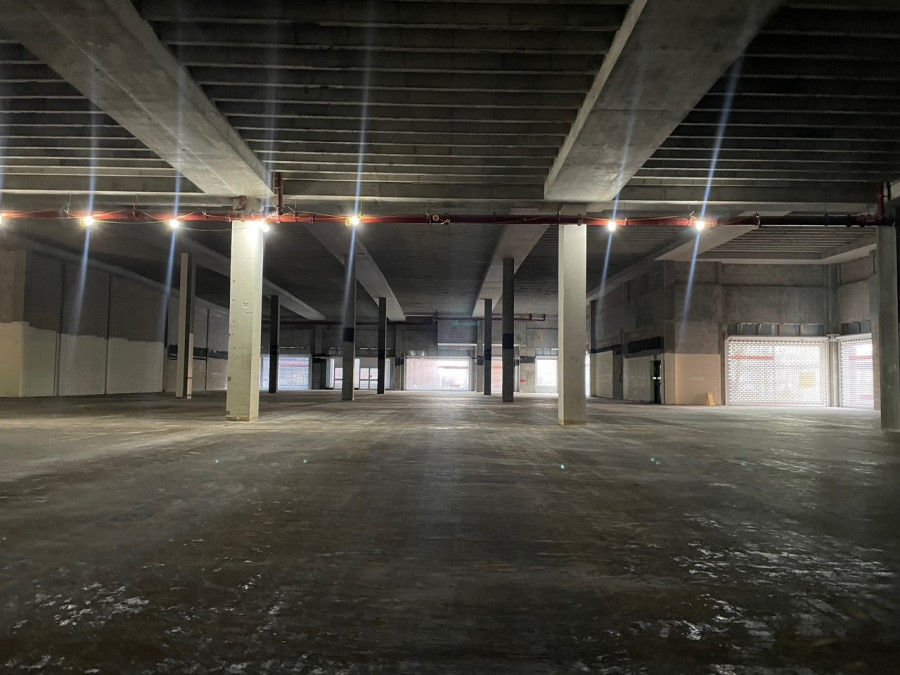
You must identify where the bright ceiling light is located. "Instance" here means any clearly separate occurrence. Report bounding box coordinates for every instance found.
[606,221,618,233]
[81,215,95,227]
[253,219,270,233]
[693,218,708,231]
[168,218,180,229]
[348,215,361,227]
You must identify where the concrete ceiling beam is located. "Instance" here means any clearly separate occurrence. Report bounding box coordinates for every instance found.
[672,126,900,142]
[187,67,592,94]
[683,109,900,129]
[236,118,572,137]
[172,45,606,74]
[239,130,564,146]
[269,166,549,179]
[204,85,587,109]
[285,182,543,202]
[0,0,272,198]
[260,147,557,161]
[304,224,405,323]
[213,102,576,124]
[291,173,544,187]
[153,22,618,54]
[762,5,900,36]
[545,0,782,202]
[0,173,200,196]
[140,0,630,30]
[472,224,549,318]
[710,76,900,98]
[698,239,878,265]
[607,184,878,211]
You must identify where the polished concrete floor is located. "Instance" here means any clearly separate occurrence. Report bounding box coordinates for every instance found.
[0,392,898,673]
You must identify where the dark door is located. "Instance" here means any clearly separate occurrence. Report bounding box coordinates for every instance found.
[652,359,662,404]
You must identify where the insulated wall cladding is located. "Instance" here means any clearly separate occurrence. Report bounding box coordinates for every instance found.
[106,276,166,394]
[20,252,167,396]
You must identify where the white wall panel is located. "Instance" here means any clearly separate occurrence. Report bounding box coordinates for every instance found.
[58,334,107,396]
[0,322,25,397]
[106,338,164,394]
[22,326,58,396]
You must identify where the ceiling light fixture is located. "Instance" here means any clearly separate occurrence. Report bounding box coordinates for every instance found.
[348,215,362,227]
[168,218,180,229]
[606,220,618,233]
[81,215,95,227]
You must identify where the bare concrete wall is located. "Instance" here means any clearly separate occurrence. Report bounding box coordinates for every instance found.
[595,261,835,404]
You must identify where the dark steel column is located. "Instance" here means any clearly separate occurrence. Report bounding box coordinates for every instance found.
[341,231,357,401]
[502,257,514,403]
[589,298,598,397]
[377,296,387,394]
[483,298,492,395]
[268,295,279,394]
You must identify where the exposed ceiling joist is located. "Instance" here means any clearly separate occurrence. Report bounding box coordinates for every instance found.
[0,0,272,198]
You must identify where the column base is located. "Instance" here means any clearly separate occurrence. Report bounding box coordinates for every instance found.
[558,418,586,426]
[226,415,258,422]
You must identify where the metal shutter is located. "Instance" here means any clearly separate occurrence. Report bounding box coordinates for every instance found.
[840,337,874,409]
[405,357,471,391]
[726,338,827,406]
[260,355,310,391]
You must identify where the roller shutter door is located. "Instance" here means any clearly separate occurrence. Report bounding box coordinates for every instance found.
[726,338,827,406]
[840,337,874,409]
[260,355,310,391]
[405,357,471,391]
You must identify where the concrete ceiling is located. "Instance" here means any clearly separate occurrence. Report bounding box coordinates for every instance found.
[0,0,898,319]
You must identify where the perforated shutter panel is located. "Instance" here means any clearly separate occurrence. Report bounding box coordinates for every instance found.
[535,357,558,393]
[491,361,503,393]
[279,356,310,390]
[405,357,470,391]
[840,338,874,409]
[727,338,827,406]
[260,355,310,390]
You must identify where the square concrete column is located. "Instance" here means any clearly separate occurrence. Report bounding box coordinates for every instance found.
[342,231,357,401]
[502,262,514,402]
[175,252,195,399]
[558,224,587,425]
[377,296,387,394]
[877,223,900,430]
[268,295,280,394]
[483,298,492,395]
[225,221,265,422]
